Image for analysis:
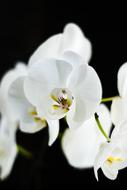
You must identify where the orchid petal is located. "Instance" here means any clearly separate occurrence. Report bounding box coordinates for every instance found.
[101,163,118,180]
[0,62,27,99]
[8,77,33,121]
[0,117,17,180]
[111,97,127,126]
[62,104,111,168]
[29,23,91,67]
[0,143,17,180]
[8,77,47,133]
[29,34,62,66]
[62,119,99,168]
[20,120,46,133]
[47,120,59,146]
[118,62,127,97]
[61,23,91,63]
[67,64,102,128]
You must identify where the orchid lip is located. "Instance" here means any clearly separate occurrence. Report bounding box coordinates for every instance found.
[50,88,74,115]
[106,156,123,166]
[29,107,47,126]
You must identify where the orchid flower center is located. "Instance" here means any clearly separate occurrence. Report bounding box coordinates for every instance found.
[29,107,47,126]
[51,88,74,116]
[106,156,123,166]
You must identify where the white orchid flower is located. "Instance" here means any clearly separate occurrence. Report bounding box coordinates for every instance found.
[24,57,102,131]
[61,104,111,168]
[29,23,92,67]
[6,23,100,145]
[111,62,127,126]
[6,64,59,146]
[0,116,17,180]
[94,121,127,180]
[8,77,59,146]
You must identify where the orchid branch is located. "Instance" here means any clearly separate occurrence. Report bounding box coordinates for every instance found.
[17,144,33,159]
[101,96,119,103]
[94,113,111,142]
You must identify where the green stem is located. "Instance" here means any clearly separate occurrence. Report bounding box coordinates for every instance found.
[17,144,33,159]
[94,113,110,142]
[101,96,119,103]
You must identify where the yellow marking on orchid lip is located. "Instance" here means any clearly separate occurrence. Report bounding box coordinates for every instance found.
[30,110,37,116]
[29,107,38,116]
[28,108,47,127]
[52,105,69,114]
[64,108,69,113]
[51,95,59,103]
[67,98,72,107]
[34,117,47,126]
[52,105,60,110]
[107,156,123,165]
[51,88,74,115]
[34,117,40,122]
[40,119,47,126]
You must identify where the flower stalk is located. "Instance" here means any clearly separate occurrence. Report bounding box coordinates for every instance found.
[17,144,33,158]
[101,96,119,103]
[94,113,111,142]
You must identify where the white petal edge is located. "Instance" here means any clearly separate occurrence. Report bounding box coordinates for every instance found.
[0,117,17,180]
[118,62,127,97]
[47,120,59,146]
[1,143,17,180]
[62,23,92,63]
[0,62,27,98]
[67,64,102,128]
[28,34,62,66]
[111,97,127,126]
[101,163,118,180]
[20,120,46,133]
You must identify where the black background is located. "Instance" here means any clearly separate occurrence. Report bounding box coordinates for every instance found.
[0,1,127,189]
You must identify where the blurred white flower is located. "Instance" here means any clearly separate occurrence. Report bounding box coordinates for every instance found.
[29,23,92,67]
[8,76,47,133]
[61,104,111,168]
[94,121,127,180]
[7,63,59,146]
[0,63,27,119]
[24,58,102,130]
[0,116,17,180]
[111,62,127,126]
[0,64,22,179]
